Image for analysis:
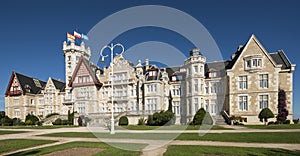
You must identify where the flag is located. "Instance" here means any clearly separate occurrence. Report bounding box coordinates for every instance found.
[74,31,82,38]
[67,33,75,42]
[81,33,89,40]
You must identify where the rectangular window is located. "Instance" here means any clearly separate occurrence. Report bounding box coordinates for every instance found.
[239,96,248,111]
[259,74,268,88]
[205,86,209,94]
[173,101,180,115]
[194,79,198,93]
[246,60,251,68]
[205,100,209,111]
[211,82,217,93]
[238,76,248,90]
[194,98,198,113]
[194,66,198,73]
[259,95,268,109]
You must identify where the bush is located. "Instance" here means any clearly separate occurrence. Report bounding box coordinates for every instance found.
[119,116,129,126]
[147,110,175,126]
[25,114,39,125]
[138,118,147,125]
[1,116,13,126]
[258,108,274,125]
[191,108,213,125]
[267,121,275,125]
[25,120,33,125]
[293,119,299,124]
[12,118,22,126]
[283,120,290,124]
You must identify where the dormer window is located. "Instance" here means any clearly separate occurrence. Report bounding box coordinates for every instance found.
[148,70,157,77]
[172,75,177,81]
[244,55,262,72]
[209,71,217,78]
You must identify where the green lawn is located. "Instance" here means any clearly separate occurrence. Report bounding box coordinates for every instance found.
[116,125,232,130]
[8,141,145,156]
[244,124,300,129]
[0,130,28,135]
[164,145,300,156]
[40,132,300,143]
[176,132,300,143]
[0,125,79,129]
[0,139,57,154]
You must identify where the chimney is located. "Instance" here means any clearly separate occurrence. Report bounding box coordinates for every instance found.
[237,45,243,51]
[145,58,149,70]
[231,54,236,60]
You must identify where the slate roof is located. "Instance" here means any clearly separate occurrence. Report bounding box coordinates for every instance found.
[270,50,292,69]
[205,61,228,77]
[51,78,65,92]
[14,72,46,94]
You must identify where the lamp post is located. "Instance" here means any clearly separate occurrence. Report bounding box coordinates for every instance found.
[100,43,125,134]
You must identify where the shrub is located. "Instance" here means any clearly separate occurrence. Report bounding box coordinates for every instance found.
[119,116,129,126]
[147,110,175,126]
[25,119,33,125]
[258,108,274,125]
[138,118,147,125]
[293,119,299,124]
[277,89,289,123]
[1,116,13,126]
[267,121,275,125]
[283,120,290,124]
[191,108,213,125]
[12,118,22,126]
[25,114,39,125]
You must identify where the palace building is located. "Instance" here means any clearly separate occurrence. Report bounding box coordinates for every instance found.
[5,34,296,125]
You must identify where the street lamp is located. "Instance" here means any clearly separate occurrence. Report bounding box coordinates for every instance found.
[100,43,125,134]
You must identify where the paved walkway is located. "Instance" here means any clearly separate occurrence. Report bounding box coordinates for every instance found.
[1,127,300,156]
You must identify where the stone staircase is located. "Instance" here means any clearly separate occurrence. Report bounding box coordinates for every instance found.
[42,115,68,125]
[214,111,231,125]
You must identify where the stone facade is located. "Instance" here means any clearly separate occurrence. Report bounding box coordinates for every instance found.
[4,34,295,125]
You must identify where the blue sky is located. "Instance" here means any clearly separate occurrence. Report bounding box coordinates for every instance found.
[0,0,299,118]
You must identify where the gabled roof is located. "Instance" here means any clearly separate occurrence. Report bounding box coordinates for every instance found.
[51,78,65,92]
[69,56,102,87]
[226,34,278,70]
[270,50,292,69]
[5,72,46,96]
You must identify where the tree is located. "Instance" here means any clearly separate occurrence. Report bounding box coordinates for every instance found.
[191,108,213,125]
[1,116,13,126]
[67,110,74,125]
[277,89,289,123]
[258,108,274,125]
[168,91,173,112]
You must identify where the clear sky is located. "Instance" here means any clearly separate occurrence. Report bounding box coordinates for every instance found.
[0,0,299,118]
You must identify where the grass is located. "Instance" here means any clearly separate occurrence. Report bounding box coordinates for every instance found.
[244,124,300,129]
[9,141,145,156]
[0,139,56,154]
[116,125,233,130]
[40,132,300,143]
[0,130,28,135]
[0,125,79,129]
[176,132,300,143]
[164,145,300,156]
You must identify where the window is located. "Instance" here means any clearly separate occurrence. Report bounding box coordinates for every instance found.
[239,96,248,111]
[173,101,180,115]
[147,98,157,111]
[148,84,157,93]
[194,79,198,92]
[246,60,251,68]
[148,70,157,76]
[194,65,198,73]
[68,56,71,61]
[205,100,209,111]
[259,74,268,88]
[238,76,247,90]
[244,57,262,71]
[211,82,217,93]
[209,72,217,78]
[78,102,85,114]
[259,95,268,109]
[30,99,34,105]
[13,99,19,104]
[76,56,79,62]
[194,98,198,113]
[188,99,192,115]
[14,110,20,117]
[39,99,44,105]
[205,87,209,94]
[210,100,216,115]
[172,86,181,96]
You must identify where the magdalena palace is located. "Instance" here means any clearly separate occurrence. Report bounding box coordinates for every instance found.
[4,34,296,125]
